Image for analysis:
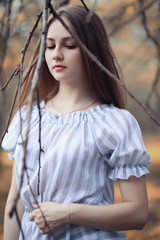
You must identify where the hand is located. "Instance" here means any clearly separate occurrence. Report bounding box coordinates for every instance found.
[29,202,69,234]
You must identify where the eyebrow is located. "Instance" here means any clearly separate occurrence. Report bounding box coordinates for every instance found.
[46,37,73,41]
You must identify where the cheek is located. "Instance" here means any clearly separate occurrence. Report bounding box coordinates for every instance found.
[71,50,83,66]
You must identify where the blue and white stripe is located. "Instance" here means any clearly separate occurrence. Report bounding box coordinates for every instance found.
[2,100,151,240]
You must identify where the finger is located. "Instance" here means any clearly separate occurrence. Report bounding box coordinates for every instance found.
[29,208,41,221]
[40,227,49,235]
[40,224,57,235]
[35,220,45,229]
[33,204,40,209]
[40,227,50,235]
[31,208,41,218]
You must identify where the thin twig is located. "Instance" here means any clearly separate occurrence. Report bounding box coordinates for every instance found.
[36,88,44,195]
[22,0,48,161]
[139,0,160,48]
[0,59,38,145]
[16,0,49,215]
[80,0,89,12]
[0,11,42,144]
[85,0,98,23]
[0,87,18,145]
[6,4,48,238]
[139,0,160,116]
[21,58,38,85]
[1,66,19,91]
[9,196,25,240]
[145,53,160,113]
[108,0,158,36]
[1,11,42,92]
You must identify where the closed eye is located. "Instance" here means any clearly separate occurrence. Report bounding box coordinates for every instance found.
[46,45,77,50]
[66,45,77,49]
[46,46,55,50]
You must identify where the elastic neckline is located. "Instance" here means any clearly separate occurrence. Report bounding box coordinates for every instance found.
[33,100,113,125]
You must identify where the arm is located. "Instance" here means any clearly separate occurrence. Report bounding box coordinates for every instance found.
[4,165,24,240]
[30,175,148,234]
[69,175,148,231]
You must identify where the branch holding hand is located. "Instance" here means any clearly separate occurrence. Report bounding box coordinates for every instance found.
[29,202,70,234]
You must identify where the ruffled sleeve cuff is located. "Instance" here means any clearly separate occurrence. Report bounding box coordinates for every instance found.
[7,151,15,160]
[103,109,151,181]
[107,164,150,181]
[1,105,27,160]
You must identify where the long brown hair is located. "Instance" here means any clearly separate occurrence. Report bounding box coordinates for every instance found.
[17,4,126,113]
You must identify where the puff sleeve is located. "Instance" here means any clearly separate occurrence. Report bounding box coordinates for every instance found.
[1,106,27,160]
[106,109,151,180]
[92,107,151,181]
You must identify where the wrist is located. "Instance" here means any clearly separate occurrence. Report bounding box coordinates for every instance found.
[63,203,70,225]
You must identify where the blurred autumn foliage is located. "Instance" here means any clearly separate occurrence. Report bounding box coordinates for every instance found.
[0,0,160,239]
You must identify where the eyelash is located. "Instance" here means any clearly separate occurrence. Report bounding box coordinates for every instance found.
[46,45,77,50]
[67,45,77,49]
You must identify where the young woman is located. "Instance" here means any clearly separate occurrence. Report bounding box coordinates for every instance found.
[2,4,151,240]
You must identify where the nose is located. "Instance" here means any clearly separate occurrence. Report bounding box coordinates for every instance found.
[52,46,64,61]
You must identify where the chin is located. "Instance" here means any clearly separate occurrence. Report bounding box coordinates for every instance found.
[54,77,78,84]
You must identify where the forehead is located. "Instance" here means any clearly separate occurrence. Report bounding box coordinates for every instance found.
[47,18,72,39]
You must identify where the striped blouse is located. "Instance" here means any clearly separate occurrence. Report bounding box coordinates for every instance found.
[2,100,151,240]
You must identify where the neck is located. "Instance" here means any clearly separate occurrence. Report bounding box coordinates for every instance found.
[50,81,96,112]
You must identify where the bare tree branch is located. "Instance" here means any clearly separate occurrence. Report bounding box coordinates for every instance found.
[145,53,160,114]
[139,0,160,116]
[0,0,13,86]
[9,195,25,239]
[80,0,89,12]
[21,0,49,198]
[139,0,160,48]
[8,2,51,238]
[0,59,37,146]
[36,88,44,196]
[106,0,158,36]
[0,10,42,147]
[1,11,42,92]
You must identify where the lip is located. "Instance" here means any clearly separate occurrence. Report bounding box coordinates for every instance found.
[53,65,67,71]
